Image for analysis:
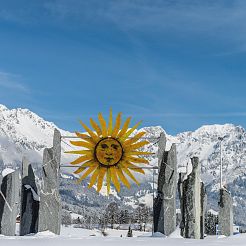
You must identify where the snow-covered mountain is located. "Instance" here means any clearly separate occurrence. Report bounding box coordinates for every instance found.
[0,104,246,226]
[0,104,74,169]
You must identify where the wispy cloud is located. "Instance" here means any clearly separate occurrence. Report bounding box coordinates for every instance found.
[2,1,246,53]
[0,71,30,93]
[43,1,246,41]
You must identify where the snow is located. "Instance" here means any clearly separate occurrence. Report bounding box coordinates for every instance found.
[1,226,246,245]
[208,209,218,216]
[138,193,153,207]
[70,212,83,220]
[2,168,15,177]
[24,185,40,201]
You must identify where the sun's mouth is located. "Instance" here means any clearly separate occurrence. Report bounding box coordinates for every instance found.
[105,157,114,162]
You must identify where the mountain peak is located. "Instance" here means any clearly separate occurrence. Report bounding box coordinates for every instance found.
[0,104,8,111]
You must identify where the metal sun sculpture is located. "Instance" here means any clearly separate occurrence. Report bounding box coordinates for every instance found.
[66,109,152,193]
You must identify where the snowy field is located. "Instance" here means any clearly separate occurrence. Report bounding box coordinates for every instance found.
[0,226,246,246]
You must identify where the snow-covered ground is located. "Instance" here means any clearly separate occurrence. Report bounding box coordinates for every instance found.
[1,226,246,246]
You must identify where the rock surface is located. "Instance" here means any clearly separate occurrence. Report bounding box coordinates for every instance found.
[20,157,39,236]
[38,129,61,235]
[154,134,177,236]
[0,170,20,236]
[218,188,233,236]
[180,157,206,239]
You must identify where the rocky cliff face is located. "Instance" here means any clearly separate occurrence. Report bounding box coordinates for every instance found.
[0,104,246,226]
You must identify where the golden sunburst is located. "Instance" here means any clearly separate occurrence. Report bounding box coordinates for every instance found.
[65,109,153,194]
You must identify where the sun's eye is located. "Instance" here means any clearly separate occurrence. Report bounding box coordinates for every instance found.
[111,144,119,150]
[101,144,108,149]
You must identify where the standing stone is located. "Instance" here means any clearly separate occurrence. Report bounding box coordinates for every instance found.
[181,157,201,239]
[154,132,166,233]
[38,129,61,235]
[20,157,39,235]
[157,132,166,168]
[0,170,20,236]
[218,188,233,236]
[200,182,207,239]
[154,143,177,236]
[178,172,185,236]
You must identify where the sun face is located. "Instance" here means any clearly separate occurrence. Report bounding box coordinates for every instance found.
[95,138,123,166]
[65,109,153,194]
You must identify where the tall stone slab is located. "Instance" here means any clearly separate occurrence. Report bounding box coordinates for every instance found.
[178,172,185,236]
[154,142,177,236]
[157,132,166,168]
[200,182,207,239]
[0,170,20,236]
[20,157,39,236]
[38,129,61,235]
[154,132,166,233]
[218,188,233,236]
[181,157,202,239]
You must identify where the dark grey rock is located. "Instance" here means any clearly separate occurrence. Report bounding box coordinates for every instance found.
[20,157,39,236]
[38,129,61,235]
[0,170,20,236]
[180,157,206,239]
[218,188,233,236]
[200,182,207,239]
[154,142,177,236]
[178,172,185,236]
[157,132,166,168]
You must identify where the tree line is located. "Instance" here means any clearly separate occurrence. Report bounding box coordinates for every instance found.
[62,202,152,231]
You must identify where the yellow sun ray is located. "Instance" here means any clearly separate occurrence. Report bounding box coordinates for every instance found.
[124,151,154,156]
[65,150,93,155]
[76,165,97,184]
[125,156,149,164]
[108,108,113,136]
[90,118,102,137]
[122,161,145,174]
[115,167,130,189]
[120,164,140,185]
[79,120,100,143]
[98,113,107,137]
[88,167,100,188]
[123,131,146,146]
[70,140,94,150]
[70,155,94,165]
[111,112,122,137]
[116,117,131,138]
[119,121,142,141]
[74,161,97,174]
[124,140,149,151]
[75,132,95,144]
[110,166,121,192]
[106,168,111,195]
[97,167,107,192]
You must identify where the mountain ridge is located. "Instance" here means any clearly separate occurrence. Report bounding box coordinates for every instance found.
[0,104,246,226]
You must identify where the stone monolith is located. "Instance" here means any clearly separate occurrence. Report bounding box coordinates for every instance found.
[38,129,61,235]
[20,157,39,235]
[154,141,177,236]
[0,170,20,236]
[218,188,233,236]
[183,157,201,238]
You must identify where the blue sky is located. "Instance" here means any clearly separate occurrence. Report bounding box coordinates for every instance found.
[1,0,246,135]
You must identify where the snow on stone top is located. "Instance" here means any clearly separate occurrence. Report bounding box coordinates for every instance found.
[2,168,15,177]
